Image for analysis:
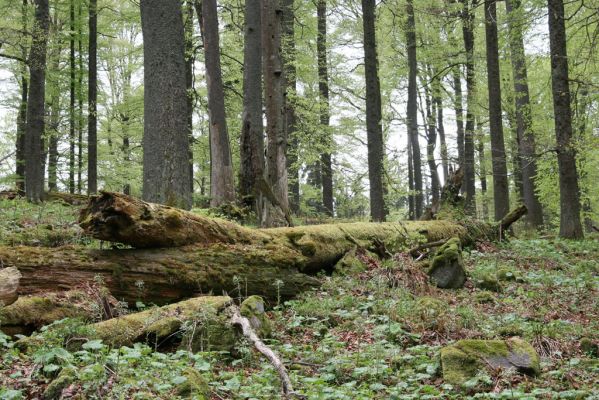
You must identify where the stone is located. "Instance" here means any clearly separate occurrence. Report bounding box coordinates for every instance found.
[441,338,540,386]
[240,295,272,338]
[473,273,501,292]
[427,238,466,289]
[43,366,77,400]
[175,367,210,398]
[580,338,598,357]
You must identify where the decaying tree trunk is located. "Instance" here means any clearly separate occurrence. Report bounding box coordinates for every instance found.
[0,267,21,307]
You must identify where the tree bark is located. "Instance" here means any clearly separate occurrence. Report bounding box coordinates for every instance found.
[24,0,49,203]
[140,0,192,210]
[484,0,510,221]
[477,120,489,220]
[184,1,195,194]
[77,3,84,194]
[435,79,449,183]
[282,0,301,215]
[453,67,465,171]
[239,0,265,211]
[198,0,236,207]
[460,0,477,213]
[262,0,290,227]
[505,0,543,228]
[317,0,334,217]
[362,0,386,222]
[88,0,98,194]
[15,0,28,195]
[69,0,76,195]
[406,0,423,218]
[0,268,21,307]
[547,0,583,239]
[424,78,441,204]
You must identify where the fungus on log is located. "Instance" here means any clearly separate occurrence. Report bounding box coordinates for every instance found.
[0,267,21,307]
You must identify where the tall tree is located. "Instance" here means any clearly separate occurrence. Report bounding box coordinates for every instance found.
[317,0,334,216]
[460,0,477,212]
[24,0,50,203]
[424,77,440,204]
[505,0,543,227]
[405,0,423,218]
[547,0,583,239]
[452,66,465,171]
[184,1,194,194]
[262,0,289,226]
[77,3,83,193]
[281,0,300,215]
[15,0,28,194]
[88,0,98,194]
[434,78,449,183]
[239,0,265,210]
[140,0,192,209]
[197,0,236,207]
[484,0,510,220]
[69,0,76,194]
[361,0,386,222]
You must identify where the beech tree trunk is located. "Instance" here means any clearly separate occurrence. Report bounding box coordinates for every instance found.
[15,0,28,195]
[262,0,289,227]
[282,0,300,215]
[547,0,583,239]
[24,0,49,203]
[406,0,423,218]
[140,0,192,210]
[239,0,265,210]
[453,66,465,170]
[184,1,195,194]
[198,0,236,207]
[317,0,334,217]
[88,0,98,194]
[69,0,76,195]
[484,0,510,221]
[362,0,386,222]
[460,0,477,212]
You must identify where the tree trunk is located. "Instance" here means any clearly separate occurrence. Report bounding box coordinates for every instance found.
[47,33,63,193]
[547,0,583,239]
[262,0,289,227]
[184,0,195,194]
[504,0,543,227]
[453,66,465,170]
[406,0,423,218]
[69,0,76,195]
[477,120,489,220]
[424,79,441,204]
[484,0,510,221]
[317,0,334,217]
[77,3,84,194]
[140,0,192,210]
[435,79,449,183]
[15,0,28,195]
[362,0,386,222]
[24,0,49,203]
[0,268,21,307]
[88,0,98,194]
[460,0,477,213]
[407,138,415,220]
[198,0,236,207]
[239,0,265,211]
[282,0,301,215]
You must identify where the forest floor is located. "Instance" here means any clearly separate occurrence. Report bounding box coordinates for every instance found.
[0,197,598,399]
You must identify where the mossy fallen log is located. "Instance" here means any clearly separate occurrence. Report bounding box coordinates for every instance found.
[87,296,236,350]
[0,286,116,336]
[1,243,320,305]
[0,267,21,306]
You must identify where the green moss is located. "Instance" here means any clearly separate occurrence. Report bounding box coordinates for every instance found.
[240,295,272,338]
[175,367,209,398]
[473,273,501,292]
[43,366,77,400]
[580,338,598,357]
[474,291,495,304]
[0,295,86,328]
[427,237,466,289]
[333,247,367,275]
[441,339,540,386]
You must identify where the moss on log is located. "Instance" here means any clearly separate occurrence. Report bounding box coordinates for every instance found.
[79,191,259,248]
[88,296,235,350]
[0,243,320,305]
[0,267,21,306]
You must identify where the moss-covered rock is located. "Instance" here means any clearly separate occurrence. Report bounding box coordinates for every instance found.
[415,296,448,329]
[497,323,525,338]
[580,338,598,357]
[473,273,501,292]
[474,291,495,304]
[240,295,272,338]
[333,247,367,275]
[43,366,77,400]
[427,238,466,289]
[174,367,210,398]
[441,338,540,386]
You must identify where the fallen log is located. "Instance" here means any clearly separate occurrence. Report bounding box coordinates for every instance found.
[1,243,320,305]
[0,267,21,306]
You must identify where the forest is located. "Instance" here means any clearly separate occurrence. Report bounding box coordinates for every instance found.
[0,0,597,398]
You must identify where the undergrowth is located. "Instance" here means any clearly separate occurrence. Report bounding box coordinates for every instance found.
[0,199,597,399]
